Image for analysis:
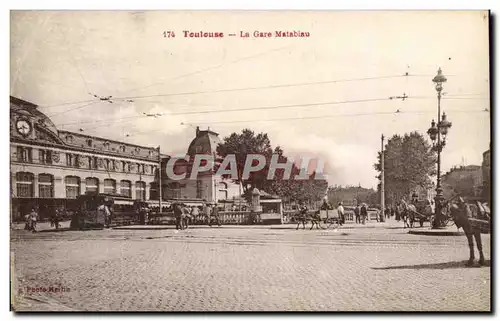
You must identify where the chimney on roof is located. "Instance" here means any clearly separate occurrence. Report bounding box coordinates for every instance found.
[196,126,200,137]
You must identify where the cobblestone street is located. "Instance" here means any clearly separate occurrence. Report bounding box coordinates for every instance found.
[11,222,491,311]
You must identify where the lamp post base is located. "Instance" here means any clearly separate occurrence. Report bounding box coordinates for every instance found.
[431,188,446,229]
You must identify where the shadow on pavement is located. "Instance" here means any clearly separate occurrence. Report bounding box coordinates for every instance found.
[371,260,490,270]
[38,228,72,233]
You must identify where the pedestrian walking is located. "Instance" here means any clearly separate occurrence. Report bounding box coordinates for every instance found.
[337,202,345,226]
[52,208,61,230]
[384,207,390,220]
[191,206,200,225]
[395,203,401,221]
[203,203,212,225]
[209,204,221,227]
[173,203,183,230]
[182,204,191,229]
[354,205,361,224]
[29,208,39,233]
[99,201,112,228]
[24,212,30,231]
[360,203,367,225]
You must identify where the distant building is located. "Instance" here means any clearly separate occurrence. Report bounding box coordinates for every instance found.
[10,96,161,221]
[327,185,376,207]
[441,165,483,199]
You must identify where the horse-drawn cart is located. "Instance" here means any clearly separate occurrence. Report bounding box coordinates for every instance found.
[318,209,341,229]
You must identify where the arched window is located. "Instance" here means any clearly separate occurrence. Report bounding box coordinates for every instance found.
[65,176,80,198]
[85,177,99,194]
[135,181,146,200]
[120,180,131,197]
[16,172,34,197]
[38,174,54,198]
[104,179,116,194]
[86,139,93,147]
[218,182,228,200]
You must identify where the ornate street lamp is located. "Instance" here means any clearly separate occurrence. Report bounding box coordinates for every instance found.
[427,68,452,228]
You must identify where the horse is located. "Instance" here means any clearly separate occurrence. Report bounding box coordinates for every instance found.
[309,211,322,230]
[295,210,307,230]
[399,200,416,228]
[448,201,487,266]
[294,210,322,230]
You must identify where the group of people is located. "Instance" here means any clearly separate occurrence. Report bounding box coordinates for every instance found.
[23,206,64,232]
[353,204,369,224]
[173,202,222,230]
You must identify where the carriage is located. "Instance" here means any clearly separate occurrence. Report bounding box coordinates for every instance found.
[318,209,341,229]
[413,200,434,227]
[292,208,342,230]
[444,197,491,233]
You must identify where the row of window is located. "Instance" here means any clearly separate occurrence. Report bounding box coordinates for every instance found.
[15,147,157,174]
[64,134,155,157]
[15,172,152,200]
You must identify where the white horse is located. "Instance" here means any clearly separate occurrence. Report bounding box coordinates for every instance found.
[400,199,417,228]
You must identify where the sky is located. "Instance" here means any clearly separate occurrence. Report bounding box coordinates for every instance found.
[10,11,490,188]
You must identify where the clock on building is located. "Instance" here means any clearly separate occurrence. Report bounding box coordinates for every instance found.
[16,119,32,136]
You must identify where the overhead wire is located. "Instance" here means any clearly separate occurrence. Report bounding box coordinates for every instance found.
[37,73,432,110]
[47,101,100,117]
[180,109,488,126]
[56,93,489,130]
[123,108,488,138]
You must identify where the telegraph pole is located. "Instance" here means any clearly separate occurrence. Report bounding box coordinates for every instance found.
[158,146,162,212]
[381,134,385,222]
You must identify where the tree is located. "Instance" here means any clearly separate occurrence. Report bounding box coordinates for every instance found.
[216,129,273,194]
[217,130,328,205]
[374,132,436,204]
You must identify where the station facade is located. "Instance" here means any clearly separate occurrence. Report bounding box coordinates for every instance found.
[10,96,161,220]
[10,96,241,220]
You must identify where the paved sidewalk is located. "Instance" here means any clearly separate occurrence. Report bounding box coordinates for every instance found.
[11,223,490,311]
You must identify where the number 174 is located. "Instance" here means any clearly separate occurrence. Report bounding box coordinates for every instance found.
[163,31,175,38]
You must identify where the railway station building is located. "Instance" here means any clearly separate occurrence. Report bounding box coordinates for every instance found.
[10,96,161,221]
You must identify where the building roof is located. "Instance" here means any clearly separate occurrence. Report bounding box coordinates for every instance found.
[187,127,222,156]
[10,96,60,138]
[10,96,161,161]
